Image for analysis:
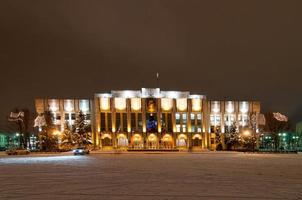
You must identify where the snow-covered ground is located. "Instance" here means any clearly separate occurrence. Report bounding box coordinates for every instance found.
[0,152,301,200]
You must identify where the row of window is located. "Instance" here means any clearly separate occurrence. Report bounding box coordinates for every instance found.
[210,114,249,126]
[100,112,202,133]
[51,113,91,121]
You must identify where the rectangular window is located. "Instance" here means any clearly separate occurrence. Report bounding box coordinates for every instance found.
[176,124,181,132]
[56,114,61,120]
[131,113,136,131]
[190,113,195,120]
[167,113,172,132]
[85,114,91,120]
[182,113,187,124]
[116,113,121,131]
[182,124,186,132]
[107,113,112,131]
[138,113,143,132]
[122,113,127,132]
[100,112,106,131]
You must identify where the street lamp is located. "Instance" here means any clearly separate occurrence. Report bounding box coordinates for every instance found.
[243,130,251,137]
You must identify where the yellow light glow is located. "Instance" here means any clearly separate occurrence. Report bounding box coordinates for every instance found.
[100,97,110,110]
[133,134,142,142]
[101,133,111,139]
[131,98,141,111]
[158,126,161,133]
[178,134,187,140]
[53,130,61,136]
[114,98,126,110]
[148,134,157,141]
[192,134,202,140]
[117,133,127,139]
[243,130,251,136]
[161,98,173,111]
[162,134,172,142]
[176,98,187,111]
[192,98,201,111]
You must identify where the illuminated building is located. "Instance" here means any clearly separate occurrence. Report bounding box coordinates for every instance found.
[35,88,261,150]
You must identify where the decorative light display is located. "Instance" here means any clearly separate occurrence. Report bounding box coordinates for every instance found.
[131,98,141,111]
[176,98,187,111]
[192,98,201,111]
[161,98,173,111]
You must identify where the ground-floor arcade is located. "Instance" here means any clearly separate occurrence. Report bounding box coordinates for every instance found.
[96,132,209,150]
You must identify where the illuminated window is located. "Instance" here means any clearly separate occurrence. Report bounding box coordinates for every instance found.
[176,98,187,111]
[64,100,74,112]
[115,98,126,111]
[100,97,110,111]
[210,114,221,126]
[211,101,220,113]
[239,101,249,113]
[79,100,90,112]
[131,98,141,111]
[161,98,173,111]
[192,98,202,111]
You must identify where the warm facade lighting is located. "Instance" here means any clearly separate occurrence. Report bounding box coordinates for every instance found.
[239,101,249,113]
[100,97,110,110]
[131,98,141,111]
[48,99,59,112]
[176,98,187,111]
[64,100,74,112]
[225,101,234,113]
[243,130,251,136]
[161,98,173,111]
[192,98,201,111]
[211,101,220,113]
[115,98,126,110]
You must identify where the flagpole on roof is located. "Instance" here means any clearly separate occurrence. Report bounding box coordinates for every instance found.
[156,72,159,89]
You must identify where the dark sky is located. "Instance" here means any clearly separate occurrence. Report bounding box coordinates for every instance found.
[1,0,302,130]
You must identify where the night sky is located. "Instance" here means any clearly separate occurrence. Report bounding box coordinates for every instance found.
[1,0,302,131]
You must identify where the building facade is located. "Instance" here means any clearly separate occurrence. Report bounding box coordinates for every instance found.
[35,88,261,151]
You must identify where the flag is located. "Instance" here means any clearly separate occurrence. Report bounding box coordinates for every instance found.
[273,112,288,122]
[34,115,46,128]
